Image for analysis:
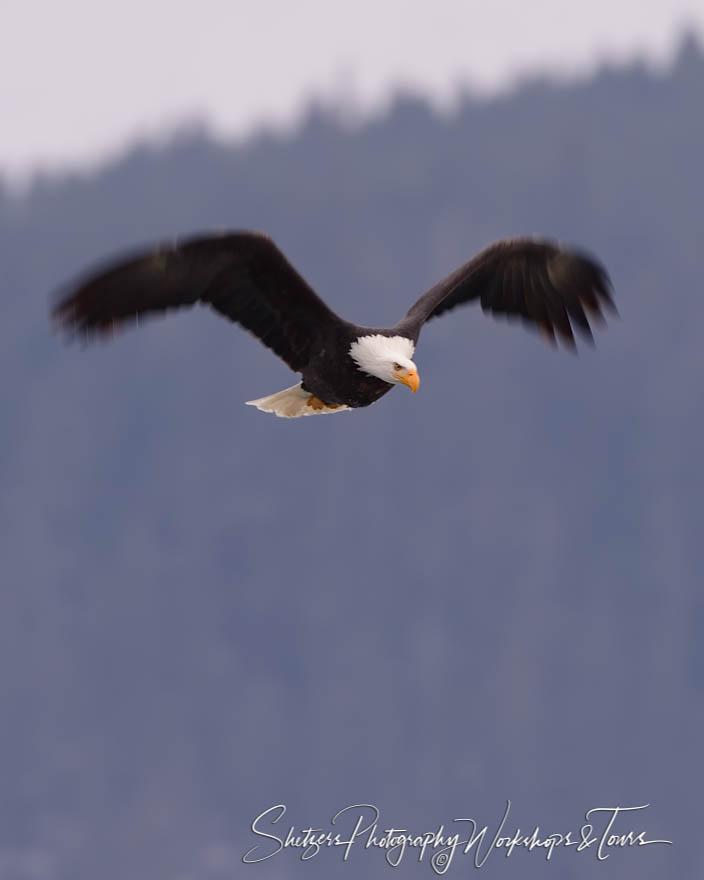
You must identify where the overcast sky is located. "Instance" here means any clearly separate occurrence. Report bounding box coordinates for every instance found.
[2,0,703,180]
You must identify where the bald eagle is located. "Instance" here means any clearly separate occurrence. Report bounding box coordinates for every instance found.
[52,231,615,417]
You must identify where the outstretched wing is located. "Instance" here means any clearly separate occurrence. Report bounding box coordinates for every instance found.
[399,239,616,349]
[52,231,340,371]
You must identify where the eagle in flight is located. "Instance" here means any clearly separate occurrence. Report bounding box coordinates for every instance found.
[53,232,615,417]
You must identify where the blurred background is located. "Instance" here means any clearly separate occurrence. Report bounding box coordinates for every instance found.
[1,2,703,878]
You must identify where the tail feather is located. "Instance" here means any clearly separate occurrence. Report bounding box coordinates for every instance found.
[245,383,351,418]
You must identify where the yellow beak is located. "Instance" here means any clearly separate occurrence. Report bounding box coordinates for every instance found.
[394,369,420,393]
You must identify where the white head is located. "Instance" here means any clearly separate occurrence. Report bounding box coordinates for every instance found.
[349,334,420,392]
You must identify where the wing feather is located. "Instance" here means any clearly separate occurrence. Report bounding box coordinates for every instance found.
[52,232,339,371]
[398,238,615,349]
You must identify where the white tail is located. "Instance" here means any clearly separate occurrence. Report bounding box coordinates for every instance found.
[245,383,352,418]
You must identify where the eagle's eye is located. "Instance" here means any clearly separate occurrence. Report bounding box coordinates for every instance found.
[392,362,402,371]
